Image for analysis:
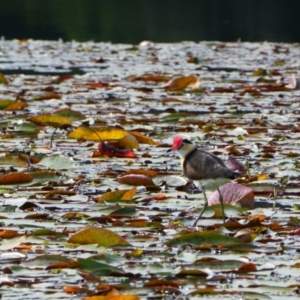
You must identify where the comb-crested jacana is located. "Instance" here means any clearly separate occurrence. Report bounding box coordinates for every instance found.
[169,136,239,226]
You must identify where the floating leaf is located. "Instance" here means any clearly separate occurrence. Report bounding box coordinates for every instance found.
[4,101,28,111]
[68,227,130,247]
[98,142,137,158]
[0,73,8,84]
[130,131,159,145]
[114,134,140,149]
[95,187,137,203]
[0,172,33,185]
[0,236,26,251]
[54,108,86,121]
[166,232,241,246]
[0,99,14,109]
[131,74,169,82]
[153,175,187,187]
[110,206,137,216]
[165,75,200,91]
[68,127,128,141]
[117,174,154,186]
[208,183,254,209]
[37,154,75,170]
[29,114,71,126]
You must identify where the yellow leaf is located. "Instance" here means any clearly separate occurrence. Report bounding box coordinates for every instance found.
[0,99,14,109]
[68,227,130,247]
[68,127,128,141]
[121,187,137,200]
[95,188,136,203]
[4,101,28,111]
[115,134,140,149]
[257,174,268,181]
[130,131,159,145]
[29,114,71,126]
[0,73,8,84]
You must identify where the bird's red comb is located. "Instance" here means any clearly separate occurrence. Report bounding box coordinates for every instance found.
[172,136,183,150]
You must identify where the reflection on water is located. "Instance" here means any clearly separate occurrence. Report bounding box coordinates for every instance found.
[0,0,299,43]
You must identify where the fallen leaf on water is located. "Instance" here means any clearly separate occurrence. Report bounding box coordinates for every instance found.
[208,183,254,209]
[0,99,15,109]
[29,114,71,126]
[95,187,137,202]
[0,236,26,250]
[117,174,154,186]
[98,142,137,158]
[0,172,33,184]
[114,134,140,149]
[68,127,128,141]
[0,73,8,84]
[165,75,200,91]
[68,227,130,247]
[130,131,159,145]
[152,175,187,187]
[54,108,86,121]
[4,101,28,111]
[166,232,241,246]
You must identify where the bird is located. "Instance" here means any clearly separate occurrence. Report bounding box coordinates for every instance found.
[168,136,240,226]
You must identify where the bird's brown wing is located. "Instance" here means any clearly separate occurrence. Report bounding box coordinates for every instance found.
[183,149,236,180]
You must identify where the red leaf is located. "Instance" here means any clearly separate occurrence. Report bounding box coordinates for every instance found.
[117,174,154,186]
[208,183,254,209]
[98,142,137,158]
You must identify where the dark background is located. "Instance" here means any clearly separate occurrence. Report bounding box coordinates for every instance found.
[0,0,299,43]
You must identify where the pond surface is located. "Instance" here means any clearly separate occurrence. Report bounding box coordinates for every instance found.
[1,0,300,43]
[0,40,300,299]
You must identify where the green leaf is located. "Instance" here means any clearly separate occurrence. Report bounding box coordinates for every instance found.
[77,258,125,276]
[166,232,241,247]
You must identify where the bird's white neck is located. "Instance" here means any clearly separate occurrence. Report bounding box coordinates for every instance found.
[175,143,197,159]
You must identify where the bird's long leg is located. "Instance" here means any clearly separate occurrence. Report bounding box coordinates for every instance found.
[217,187,225,223]
[192,185,208,227]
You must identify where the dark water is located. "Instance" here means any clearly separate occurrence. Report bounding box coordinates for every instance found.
[0,0,299,43]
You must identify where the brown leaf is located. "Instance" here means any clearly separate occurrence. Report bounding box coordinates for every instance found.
[208,183,254,209]
[0,230,22,239]
[237,262,257,272]
[117,174,154,186]
[165,75,200,91]
[98,142,137,158]
[0,172,33,184]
